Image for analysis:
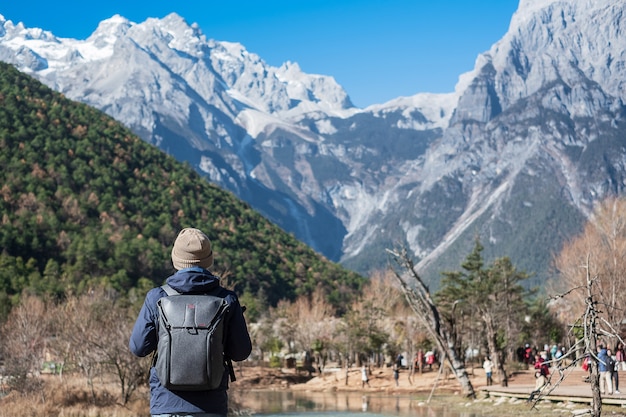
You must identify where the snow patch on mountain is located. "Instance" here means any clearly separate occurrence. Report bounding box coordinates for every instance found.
[366,92,457,130]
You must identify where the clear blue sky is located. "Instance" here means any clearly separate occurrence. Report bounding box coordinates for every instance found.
[1,0,520,108]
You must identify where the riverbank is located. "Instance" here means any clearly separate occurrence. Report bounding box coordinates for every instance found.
[3,364,626,417]
[232,364,626,417]
[235,363,532,394]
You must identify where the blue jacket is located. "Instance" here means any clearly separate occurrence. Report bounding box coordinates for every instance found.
[598,348,611,372]
[129,267,252,416]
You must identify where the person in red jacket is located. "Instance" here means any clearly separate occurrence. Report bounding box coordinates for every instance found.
[534,354,550,377]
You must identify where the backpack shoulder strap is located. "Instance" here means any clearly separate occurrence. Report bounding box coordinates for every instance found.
[151,284,179,368]
[161,284,179,296]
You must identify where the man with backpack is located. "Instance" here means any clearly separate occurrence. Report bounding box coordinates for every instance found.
[130,227,252,417]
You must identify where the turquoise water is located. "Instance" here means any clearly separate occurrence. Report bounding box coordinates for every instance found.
[256,413,444,417]
[237,390,476,417]
[254,413,469,417]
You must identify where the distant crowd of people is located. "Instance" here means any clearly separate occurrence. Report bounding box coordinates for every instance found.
[362,339,626,395]
[412,349,439,373]
[518,341,626,398]
[585,342,625,395]
[517,343,565,366]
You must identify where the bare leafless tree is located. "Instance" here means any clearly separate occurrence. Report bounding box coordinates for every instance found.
[52,289,149,405]
[0,295,50,395]
[387,247,475,398]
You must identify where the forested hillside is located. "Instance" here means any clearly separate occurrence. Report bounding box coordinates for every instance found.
[0,62,364,319]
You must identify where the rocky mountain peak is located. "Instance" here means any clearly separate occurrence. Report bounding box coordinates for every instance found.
[1,1,625,287]
[0,15,55,42]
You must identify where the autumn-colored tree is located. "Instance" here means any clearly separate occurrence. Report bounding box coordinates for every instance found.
[382,285,426,381]
[549,197,626,417]
[280,288,335,352]
[552,197,626,334]
[355,271,427,373]
[268,287,337,372]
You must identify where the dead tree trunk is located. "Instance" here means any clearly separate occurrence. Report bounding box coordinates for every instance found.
[389,248,476,398]
[584,259,602,417]
[483,315,508,386]
[541,254,602,416]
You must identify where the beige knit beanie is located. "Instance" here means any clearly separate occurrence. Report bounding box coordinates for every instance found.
[171,228,214,270]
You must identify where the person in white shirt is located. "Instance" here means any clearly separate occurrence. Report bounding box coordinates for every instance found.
[482,356,494,386]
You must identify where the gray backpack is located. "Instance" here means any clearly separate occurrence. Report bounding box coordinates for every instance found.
[155,285,230,391]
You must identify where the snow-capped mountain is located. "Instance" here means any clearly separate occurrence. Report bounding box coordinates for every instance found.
[1,0,625,287]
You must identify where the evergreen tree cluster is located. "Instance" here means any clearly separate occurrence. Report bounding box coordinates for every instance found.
[0,62,364,318]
